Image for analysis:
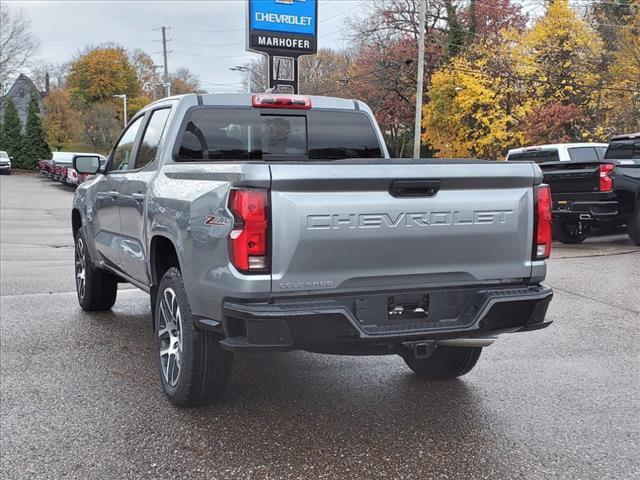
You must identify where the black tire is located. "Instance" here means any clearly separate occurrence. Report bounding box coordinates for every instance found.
[403,346,482,380]
[74,229,118,311]
[155,267,233,407]
[553,221,590,244]
[627,204,640,246]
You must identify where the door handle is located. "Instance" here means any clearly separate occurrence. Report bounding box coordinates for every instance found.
[108,190,119,199]
[390,180,440,197]
[132,193,145,202]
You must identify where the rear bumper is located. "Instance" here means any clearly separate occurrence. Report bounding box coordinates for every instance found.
[214,284,553,354]
[553,200,619,221]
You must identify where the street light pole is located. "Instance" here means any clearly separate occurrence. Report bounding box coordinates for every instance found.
[113,94,127,128]
[413,0,426,159]
[230,65,257,93]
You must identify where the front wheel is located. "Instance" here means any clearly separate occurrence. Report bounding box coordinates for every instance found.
[553,221,590,244]
[75,229,118,311]
[155,267,233,407]
[403,346,482,380]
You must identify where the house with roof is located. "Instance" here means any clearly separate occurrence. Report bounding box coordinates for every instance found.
[0,74,47,129]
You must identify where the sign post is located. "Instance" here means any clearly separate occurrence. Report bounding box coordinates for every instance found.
[246,0,318,93]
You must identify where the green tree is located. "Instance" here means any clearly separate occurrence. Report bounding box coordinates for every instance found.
[445,0,466,58]
[0,98,23,161]
[21,91,51,168]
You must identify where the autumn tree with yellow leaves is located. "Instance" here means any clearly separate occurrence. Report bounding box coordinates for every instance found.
[422,32,528,159]
[422,0,638,158]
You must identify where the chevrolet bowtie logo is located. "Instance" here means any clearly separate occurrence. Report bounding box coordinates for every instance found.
[275,0,306,4]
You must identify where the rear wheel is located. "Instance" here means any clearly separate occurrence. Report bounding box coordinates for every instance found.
[75,230,118,311]
[627,204,640,246]
[155,267,233,407]
[403,346,482,380]
[553,221,590,244]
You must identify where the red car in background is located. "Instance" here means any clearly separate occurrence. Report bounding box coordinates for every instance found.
[44,152,107,186]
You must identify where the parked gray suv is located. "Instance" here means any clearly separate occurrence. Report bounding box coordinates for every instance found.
[72,93,554,406]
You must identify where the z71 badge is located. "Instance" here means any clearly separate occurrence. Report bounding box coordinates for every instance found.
[204,215,229,226]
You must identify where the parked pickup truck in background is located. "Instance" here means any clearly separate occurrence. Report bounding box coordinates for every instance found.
[72,94,554,406]
[507,140,640,245]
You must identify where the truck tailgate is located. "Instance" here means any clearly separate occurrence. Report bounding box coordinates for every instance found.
[269,161,537,294]
[539,161,601,193]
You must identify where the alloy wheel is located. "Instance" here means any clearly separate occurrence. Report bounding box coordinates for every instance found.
[158,287,183,387]
[75,237,86,299]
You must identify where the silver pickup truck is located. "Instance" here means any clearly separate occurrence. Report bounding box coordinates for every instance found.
[72,93,553,406]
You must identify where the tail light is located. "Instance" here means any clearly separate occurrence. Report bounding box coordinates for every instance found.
[228,189,269,273]
[252,94,311,109]
[534,185,552,260]
[599,163,614,192]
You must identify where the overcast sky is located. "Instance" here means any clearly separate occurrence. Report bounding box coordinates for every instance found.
[9,0,369,93]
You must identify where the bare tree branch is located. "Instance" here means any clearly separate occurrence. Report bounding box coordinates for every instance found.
[0,5,40,89]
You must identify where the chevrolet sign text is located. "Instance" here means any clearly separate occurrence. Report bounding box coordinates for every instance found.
[306,210,515,230]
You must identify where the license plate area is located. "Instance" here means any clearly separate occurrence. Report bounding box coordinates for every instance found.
[351,288,478,334]
[387,293,429,320]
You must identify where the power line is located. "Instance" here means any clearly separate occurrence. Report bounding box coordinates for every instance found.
[172,39,243,48]
[172,26,243,34]
[172,50,256,59]
[44,28,153,45]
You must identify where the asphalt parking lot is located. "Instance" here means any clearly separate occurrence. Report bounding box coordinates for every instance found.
[1,173,639,480]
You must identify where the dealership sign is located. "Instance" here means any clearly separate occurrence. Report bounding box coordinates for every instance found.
[247,0,318,57]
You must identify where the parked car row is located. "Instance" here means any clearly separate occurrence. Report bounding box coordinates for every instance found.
[506,134,640,245]
[39,152,106,186]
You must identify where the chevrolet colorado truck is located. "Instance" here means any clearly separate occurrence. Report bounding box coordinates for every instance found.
[507,138,640,244]
[72,93,553,406]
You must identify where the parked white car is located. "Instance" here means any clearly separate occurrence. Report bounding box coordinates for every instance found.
[505,143,609,163]
[0,150,12,174]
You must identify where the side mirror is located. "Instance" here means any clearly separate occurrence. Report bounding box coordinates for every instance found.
[73,155,101,175]
[9,157,14,162]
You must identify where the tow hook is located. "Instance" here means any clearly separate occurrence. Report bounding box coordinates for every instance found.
[404,341,437,359]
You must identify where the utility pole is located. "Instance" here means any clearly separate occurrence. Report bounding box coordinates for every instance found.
[161,26,171,97]
[113,94,127,128]
[230,66,257,93]
[413,0,426,159]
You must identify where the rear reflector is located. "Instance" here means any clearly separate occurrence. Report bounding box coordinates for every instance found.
[252,94,311,109]
[599,163,614,192]
[228,189,269,273]
[535,185,552,260]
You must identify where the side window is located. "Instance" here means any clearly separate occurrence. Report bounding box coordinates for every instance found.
[508,150,559,163]
[135,108,171,169]
[110,116,144,172]
[568,147,598,162]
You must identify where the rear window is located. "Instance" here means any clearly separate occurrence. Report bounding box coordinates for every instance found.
[568,147,599,162]
[177,108,382,161]
[508,149,560,163]
[605,139,640,160]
